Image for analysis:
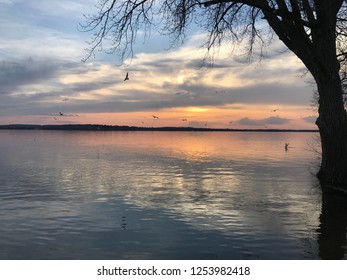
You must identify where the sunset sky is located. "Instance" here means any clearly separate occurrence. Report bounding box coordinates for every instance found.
[0,0,318,129]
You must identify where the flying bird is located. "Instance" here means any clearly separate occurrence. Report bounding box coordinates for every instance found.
[182,118,187,121]
[152,115,159,119]
[59,112,64,116]
[124,72,129,81]
[271,109,279,112]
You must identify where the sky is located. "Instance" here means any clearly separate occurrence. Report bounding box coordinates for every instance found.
[0,0,318,129]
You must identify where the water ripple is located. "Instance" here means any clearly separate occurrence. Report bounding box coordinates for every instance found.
[0,130,339,259]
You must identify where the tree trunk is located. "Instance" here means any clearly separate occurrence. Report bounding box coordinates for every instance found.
[315,71,347,190]
[307,2,347,191]
[263,0,347,190]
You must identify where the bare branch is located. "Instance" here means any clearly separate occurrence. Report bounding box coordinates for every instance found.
[80,0,345,77]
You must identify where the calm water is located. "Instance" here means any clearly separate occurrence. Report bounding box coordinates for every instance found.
[0,130,346,260]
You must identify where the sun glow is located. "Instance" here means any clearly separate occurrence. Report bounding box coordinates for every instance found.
[186,107,210,113]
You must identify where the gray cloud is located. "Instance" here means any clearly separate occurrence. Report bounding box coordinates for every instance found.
[265,116,291,125]
[0,0,316,122]
[133,56,234,75]
[0,58,93,116]
[236,116,291,127]
[0,58,81,95]
[0,29,313,119]
[184,59,233,69]
[302,115,317,124]
[140,58,183,69]
[0,69,312,116]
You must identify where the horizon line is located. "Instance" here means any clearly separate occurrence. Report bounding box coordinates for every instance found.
[0,124,319,132]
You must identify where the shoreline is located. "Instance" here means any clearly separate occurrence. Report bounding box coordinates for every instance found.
[0,124,319,132]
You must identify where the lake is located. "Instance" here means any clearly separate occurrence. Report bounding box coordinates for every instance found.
[0,130,346,259]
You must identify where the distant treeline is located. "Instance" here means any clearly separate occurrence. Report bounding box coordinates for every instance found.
[0,124,319,132]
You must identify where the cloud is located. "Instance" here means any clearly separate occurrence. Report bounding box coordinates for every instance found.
[236,116,291,127]
[265,116,291,125]
[0,58,79,94]
[0,0,15,4]
[0,58,91,116]
[0,47,312,117]
[302,115,317,124]
[0,1,90,62]
[0,4,314,124]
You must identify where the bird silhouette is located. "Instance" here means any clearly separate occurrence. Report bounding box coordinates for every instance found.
[59,112,64,116]
[152,115,159,119]
[271,109,279,112]
[182,118,187,121]
[124,72,129,81]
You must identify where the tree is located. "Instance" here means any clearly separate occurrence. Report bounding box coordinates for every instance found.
[82,0,347,191]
